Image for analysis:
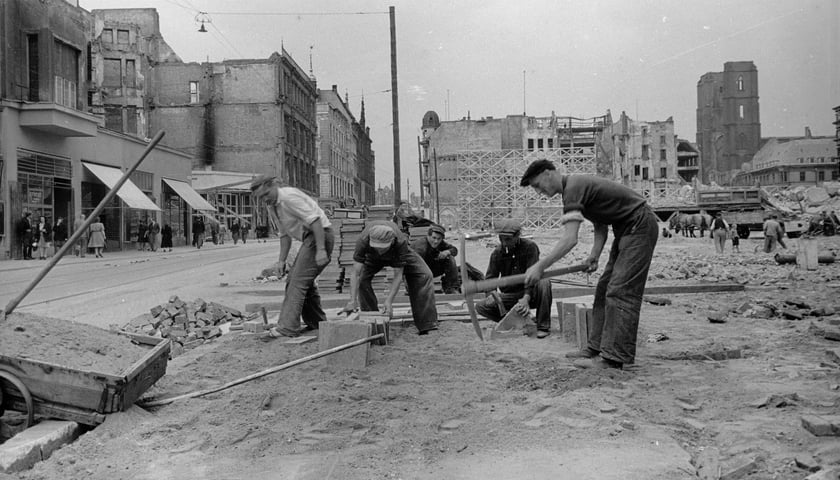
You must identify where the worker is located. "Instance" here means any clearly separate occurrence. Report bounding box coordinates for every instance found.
[710,212,729,254]
[475,219,553,338]
[410,224,461,294]
[251,175,334,338]
[343,221,439,335]
[519,159,659,370]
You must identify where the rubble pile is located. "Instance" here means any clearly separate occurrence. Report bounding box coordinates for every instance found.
[121,296,246,357]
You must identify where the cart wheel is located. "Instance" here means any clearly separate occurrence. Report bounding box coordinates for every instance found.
[0,370,35,428]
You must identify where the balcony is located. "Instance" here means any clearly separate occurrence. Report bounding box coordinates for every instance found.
[19,102,101,137]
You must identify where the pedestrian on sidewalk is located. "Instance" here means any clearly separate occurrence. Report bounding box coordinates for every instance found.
[161,224,173,252]
[148,218,161,252]
[35,215,52,259]
[88,216,106,258]
[53,217,68,254]
[251,175,334,338]
[137,221,148,251]
[74,213,87,257]
[231,220,241,245]
[16,211,33,260]
[519,159,659,370]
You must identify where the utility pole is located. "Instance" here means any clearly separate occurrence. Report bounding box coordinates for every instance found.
[389,6,401,207]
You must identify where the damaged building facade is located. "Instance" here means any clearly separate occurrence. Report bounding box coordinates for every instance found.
[0,1,197,260]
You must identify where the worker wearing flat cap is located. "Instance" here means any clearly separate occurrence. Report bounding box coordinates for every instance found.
[519,159,659,369]
[475,219,554,338]
[344,221,439,335]
[410,225,461,294]
[251,175,335,338]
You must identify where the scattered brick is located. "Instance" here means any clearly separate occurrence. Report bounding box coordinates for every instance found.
[801,415,840,436]
[121,297,245,349]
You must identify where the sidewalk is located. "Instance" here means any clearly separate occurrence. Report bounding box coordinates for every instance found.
[0,238,276,274]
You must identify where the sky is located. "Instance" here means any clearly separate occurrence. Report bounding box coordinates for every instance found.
[79,0,839,199]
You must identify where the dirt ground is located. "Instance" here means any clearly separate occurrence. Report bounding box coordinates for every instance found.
[10,227,840,480]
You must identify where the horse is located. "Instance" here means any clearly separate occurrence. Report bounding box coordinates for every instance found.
[669,212,712,238]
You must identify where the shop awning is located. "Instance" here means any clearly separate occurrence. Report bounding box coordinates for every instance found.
[82,162,161,211]
[163,178,216,212]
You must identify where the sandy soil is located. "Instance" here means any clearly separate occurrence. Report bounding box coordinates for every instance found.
[0,312,151,375]
[10,230,840,479]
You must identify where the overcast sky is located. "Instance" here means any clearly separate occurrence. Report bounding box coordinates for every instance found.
[80,0,839,198]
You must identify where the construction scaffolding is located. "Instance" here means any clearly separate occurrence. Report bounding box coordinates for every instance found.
[456,148,597,230]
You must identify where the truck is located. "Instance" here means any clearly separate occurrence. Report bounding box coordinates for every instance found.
[696,187,806,239]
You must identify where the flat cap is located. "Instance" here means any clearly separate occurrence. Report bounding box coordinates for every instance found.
[250,175,277,192]
[368,224,396,248]
[496,219,521,235]
[519,159,556,186]
[428,225,446,237]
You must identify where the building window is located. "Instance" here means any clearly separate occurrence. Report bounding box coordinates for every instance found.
[104,105,122,131]
[660,149,666,161]
[809,157,814,163]
[800,172,806,182]
[537,138,544,150]
[781,171,788,182]
[660,167,667,178]
[527,138,534,150]
[103,58,121,87]
[53,40,79,109]
[737,75,744,91]
[739,105,745,119]
[189,81,199,103]
[818,171,825,181]
[642,145,649,160]
[634,165,640,177]
[547,138,553,148]
[116,29,129,44]
[102,29,113,43]
[642,167,649,180]
[125,106,137,134]
[124,59,135,88]
[660,135,666,146]
[27,34,39,101]
[799,158,804,163]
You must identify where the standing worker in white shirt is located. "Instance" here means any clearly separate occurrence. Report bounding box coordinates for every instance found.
[251,175,334,338]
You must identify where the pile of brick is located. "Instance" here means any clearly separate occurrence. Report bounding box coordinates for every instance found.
[122,296,246,356]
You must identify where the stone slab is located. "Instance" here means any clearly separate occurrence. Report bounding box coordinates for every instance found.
[318,320,372,369]
[0,420,80,473]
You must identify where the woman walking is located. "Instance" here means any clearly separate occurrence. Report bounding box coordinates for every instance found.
[161,224,173,252]
[36,215,52,259]
[88,216,106,258]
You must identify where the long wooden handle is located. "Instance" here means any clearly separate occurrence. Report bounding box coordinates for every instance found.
[464,263,589,295]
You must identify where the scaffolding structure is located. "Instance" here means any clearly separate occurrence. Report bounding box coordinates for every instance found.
[456,148,597,230]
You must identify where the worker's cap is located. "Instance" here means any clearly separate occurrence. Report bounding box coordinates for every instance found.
[519,159,557,187]
[428,225,446,237]
[250,175,277,193]
[368,224,396,248]
[496,219,521,236]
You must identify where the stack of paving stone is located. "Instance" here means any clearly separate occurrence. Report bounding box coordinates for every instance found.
[121,296,246,355]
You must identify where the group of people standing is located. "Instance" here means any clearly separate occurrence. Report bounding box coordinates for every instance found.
[252,158,659,371]
[137,218,173,252]
[15,212,69,260]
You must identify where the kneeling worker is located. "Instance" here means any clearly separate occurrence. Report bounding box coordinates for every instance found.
[475,219,553,338]
[344,221,439,335]
[410,225,461,294]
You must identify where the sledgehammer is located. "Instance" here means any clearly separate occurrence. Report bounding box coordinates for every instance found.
[459,234,589,341]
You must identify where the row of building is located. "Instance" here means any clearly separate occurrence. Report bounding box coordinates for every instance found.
[0,2,375,260]
[417,61,839,229]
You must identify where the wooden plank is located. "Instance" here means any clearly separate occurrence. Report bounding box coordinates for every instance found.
[284,336,317,345]
[547,283,745,298]
[118,339,170,411]
[5,397,106,426]
[560,302,578,343]
[575,304,592,351]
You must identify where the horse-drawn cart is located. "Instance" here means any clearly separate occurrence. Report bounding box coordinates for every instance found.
[0,332,169,427]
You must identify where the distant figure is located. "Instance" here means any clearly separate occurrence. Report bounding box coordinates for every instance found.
[88,216,106,258]
[729,224,740,253]
[35,215,52,259]
[661,227,672,239]
[161,224,173,252]
[710,212,729,254]
[148,218,161,252]
[192,217,206,249]
[240,222,249,244]
[218,222,227,245]
[53,217,68,253]
[231,220,241,245]
[137,221,148,251]
[74,213,87,257]
[210,221,219,244]
[16,211,33,260]
[762,215,783,253]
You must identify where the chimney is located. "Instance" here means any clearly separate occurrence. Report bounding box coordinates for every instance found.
[804,126,812,138]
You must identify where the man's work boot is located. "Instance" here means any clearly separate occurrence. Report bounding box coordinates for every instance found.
[565,347,599,359]
[573,356,623,370]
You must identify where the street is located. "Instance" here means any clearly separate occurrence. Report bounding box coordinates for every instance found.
[0,241,284,330]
